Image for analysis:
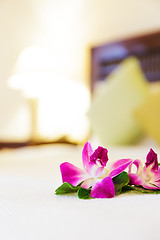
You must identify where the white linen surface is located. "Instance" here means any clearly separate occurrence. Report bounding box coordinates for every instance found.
[0,143,160,240]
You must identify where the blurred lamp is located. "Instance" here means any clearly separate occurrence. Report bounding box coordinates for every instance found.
[8,46,90,144]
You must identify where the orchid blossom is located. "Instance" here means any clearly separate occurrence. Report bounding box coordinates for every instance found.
[60,142,132,198]
[128,148,160,189]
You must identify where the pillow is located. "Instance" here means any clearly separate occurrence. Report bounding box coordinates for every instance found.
[135,86,160,145]
[88,57,150,146]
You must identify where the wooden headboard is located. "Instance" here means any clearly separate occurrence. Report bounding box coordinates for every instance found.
[91,31,160,92]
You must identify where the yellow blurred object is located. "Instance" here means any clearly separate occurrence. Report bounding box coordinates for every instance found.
[135,83,160,145]
[88,57,150,146]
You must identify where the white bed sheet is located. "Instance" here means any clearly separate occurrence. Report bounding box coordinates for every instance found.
[0,143,159,240]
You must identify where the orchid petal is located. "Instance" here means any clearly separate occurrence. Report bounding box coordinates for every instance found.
[145,168,160,189]
[60,162,85,187]
[81,178,95,189]
[129,162,160,190]
[152,169,160,182]
[90,146,108,167]
[85,162,98,177]
[128,159,143,174]
[128,173,145,186]
[82,142,93,168]
[109,159,132,178]
[142,181,160,190]
[146,148,158,171]
[91,177,115,198]
[95,167,108,178]
[152,180,160,188]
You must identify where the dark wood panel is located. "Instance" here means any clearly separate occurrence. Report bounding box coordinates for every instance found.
[0,138,77,149]
[91,31,160,92]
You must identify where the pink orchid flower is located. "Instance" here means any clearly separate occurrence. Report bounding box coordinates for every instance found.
[60,142,132,198]
[128,148,160,189]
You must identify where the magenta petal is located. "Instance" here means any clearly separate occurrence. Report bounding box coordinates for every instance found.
[81,178,95,189]
[146,148,158,171]
[95,167,106,178]
[85,162,98,176]
[152,170,160,182]
[146,170,160,189]
[151,180,160,189]
[109,159,132,178]
[60,162,85,186]
[128,173,144,186]
[91,177,115,198]
[143,182,160,189]
[90,146,108,167]
[82,142,93,168]
[128,159,142,174]
[129,173,160,189]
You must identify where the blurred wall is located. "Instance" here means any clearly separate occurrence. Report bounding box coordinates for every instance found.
[0,0,159,141]
[0,0,37,140]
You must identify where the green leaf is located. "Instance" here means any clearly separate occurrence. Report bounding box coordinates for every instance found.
[158,163,160,166]
[77,187,92,199]
[112,172,130,195]
[55,182,80,195]
[122,185,160,194]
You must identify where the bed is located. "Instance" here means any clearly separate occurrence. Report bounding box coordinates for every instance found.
[1,31,160,240]
[0,142,160,240]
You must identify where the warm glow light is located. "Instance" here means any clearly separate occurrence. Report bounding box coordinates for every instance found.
[37,79,90,142]
[8,46,90,143]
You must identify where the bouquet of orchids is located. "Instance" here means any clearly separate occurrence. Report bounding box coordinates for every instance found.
[55,142,160,199]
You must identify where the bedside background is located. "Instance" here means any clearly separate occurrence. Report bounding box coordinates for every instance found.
[0,0,160,144]
[0,1,160,239]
